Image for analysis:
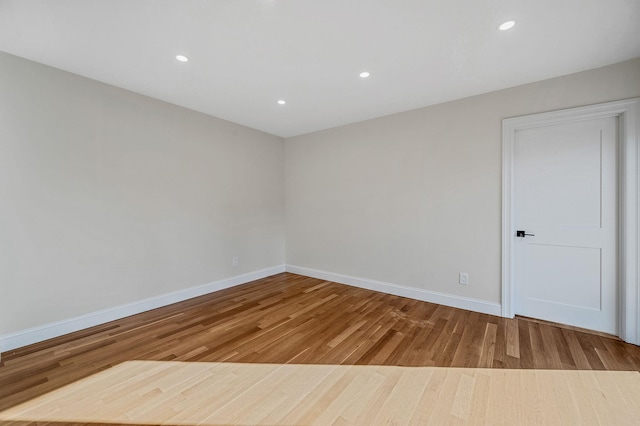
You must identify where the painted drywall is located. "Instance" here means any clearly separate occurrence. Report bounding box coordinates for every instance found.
[285,57,640,304]
[0,51,285,336]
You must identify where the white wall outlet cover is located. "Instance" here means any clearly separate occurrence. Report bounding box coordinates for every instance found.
[459,273,469,285]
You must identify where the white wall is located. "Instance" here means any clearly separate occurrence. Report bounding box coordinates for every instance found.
[285,57,640,305]
[0,51,285,336]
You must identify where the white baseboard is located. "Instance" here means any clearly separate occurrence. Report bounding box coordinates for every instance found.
[285,265,502,317]
[0,265,285,355]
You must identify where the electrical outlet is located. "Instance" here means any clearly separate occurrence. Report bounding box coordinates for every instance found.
[459,272,469,285]
[232,257,239,267]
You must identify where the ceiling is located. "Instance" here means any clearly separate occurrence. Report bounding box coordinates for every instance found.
[1,1,639,138]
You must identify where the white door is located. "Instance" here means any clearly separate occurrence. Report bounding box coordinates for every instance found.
[513,116,618,334]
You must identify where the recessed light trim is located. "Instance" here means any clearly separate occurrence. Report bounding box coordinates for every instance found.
[359,71,370,78]
[498,20,515,31]
[175,55,189,62]
[277,100,286,105]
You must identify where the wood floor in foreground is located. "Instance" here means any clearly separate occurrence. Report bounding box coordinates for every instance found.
[1,272,640,423]
[2,361,639,425]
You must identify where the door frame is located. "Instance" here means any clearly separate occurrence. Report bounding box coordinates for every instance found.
[502,98,640,345]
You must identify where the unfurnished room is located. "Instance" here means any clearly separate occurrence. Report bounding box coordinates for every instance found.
[1,1,640,425]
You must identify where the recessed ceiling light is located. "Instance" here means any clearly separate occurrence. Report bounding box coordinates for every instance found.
[277,100,286,105]
[498,20,515,31]
[175,55,189,62]
[359,71,370,78]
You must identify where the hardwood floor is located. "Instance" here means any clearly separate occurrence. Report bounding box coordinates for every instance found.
[3,361,640,425]
[1,272,640,420]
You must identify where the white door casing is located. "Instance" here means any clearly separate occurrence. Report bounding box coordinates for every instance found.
[502,98,640,345]
[513,117,617,334]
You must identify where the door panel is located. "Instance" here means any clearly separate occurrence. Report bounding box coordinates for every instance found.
[525,244,601,310]
[514,117,617,334]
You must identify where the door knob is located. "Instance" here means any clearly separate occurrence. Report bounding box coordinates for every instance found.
[516,230,535,238]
